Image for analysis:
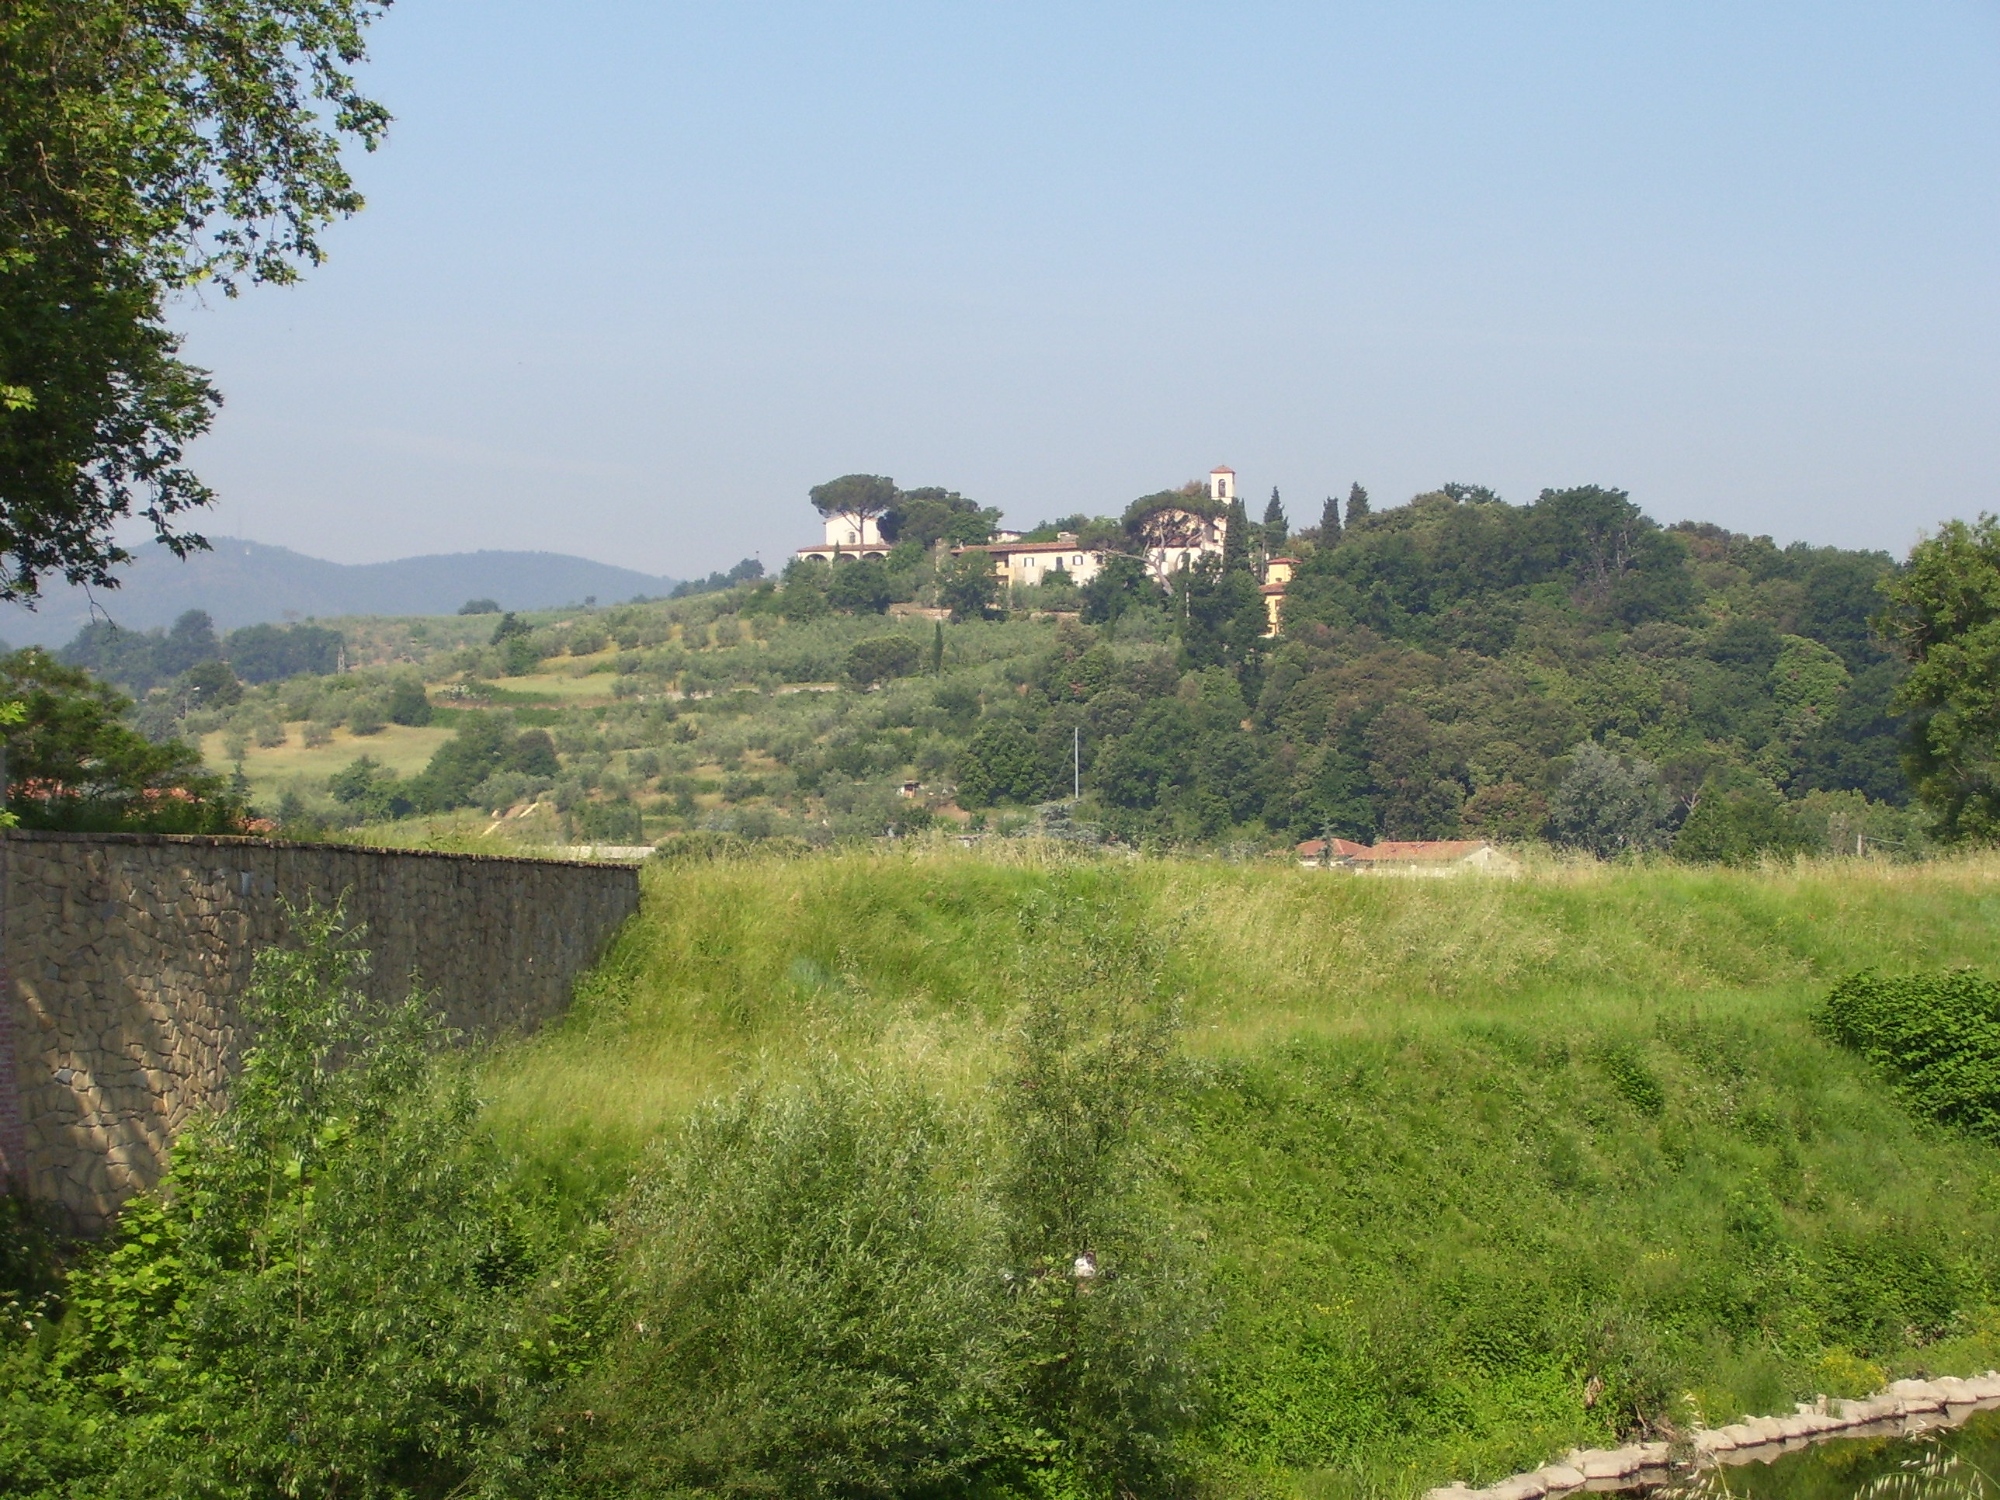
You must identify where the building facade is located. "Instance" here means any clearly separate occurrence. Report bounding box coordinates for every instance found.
[795,511,890,563]
[962,535,1106,588]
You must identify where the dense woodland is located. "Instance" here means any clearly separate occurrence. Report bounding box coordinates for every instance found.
[0,479,1931,858]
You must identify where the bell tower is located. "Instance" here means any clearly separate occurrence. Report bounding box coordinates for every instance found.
[1209,466,1236,505]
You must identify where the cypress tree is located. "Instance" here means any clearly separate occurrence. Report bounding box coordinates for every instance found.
[930,621,945,675]
[1345,482,1371,524]
[1319,494,1343,544]
[1262,488,1289,548]
[1223,497,1252,572]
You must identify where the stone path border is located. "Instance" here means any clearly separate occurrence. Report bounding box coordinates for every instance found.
[1424,1374,2000,1500]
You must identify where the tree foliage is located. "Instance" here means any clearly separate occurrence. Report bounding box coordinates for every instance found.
[61,612,341,693]
[808,472,897,522]
[0,647,238,829]
[0,0,393,599]
[844,634,921,688]
[1879,515,2000,842]
[1548,742,1670,858]
[938,549,1002,623]
[1261,488,1288,548]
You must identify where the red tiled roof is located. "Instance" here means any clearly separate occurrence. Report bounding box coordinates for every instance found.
[1295,838,1371,858]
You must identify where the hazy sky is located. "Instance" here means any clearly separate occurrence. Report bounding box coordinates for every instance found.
[165,0,2000,578]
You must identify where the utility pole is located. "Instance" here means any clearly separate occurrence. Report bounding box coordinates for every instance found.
[1073,726,1080,803]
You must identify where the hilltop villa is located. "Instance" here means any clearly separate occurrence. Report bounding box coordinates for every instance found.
[796,465,1301,632]
[794,510,891,563]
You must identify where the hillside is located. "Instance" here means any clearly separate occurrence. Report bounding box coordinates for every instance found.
[48,482,1911,863]
[8,848,2000,1496]
[0,537,681,645]
[477,851,2000,1496]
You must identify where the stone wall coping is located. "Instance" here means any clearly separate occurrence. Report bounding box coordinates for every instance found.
[2,828,639,873]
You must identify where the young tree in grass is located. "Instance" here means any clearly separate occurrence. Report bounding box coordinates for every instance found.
[39,901,550,1496]
[997,985,1209,1495]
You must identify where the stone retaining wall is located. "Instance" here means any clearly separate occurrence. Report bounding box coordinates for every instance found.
[0,830,641,1230]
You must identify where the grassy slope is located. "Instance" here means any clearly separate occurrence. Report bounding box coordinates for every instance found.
[200,721,455,799]
[478,852,2000,1498]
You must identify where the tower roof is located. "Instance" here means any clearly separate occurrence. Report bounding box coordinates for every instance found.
[1210,465,1235,475]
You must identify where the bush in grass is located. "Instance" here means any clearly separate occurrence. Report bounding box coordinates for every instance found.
[556,1067,1011,1498]
[1820,969,2000,1139]
[844,634,922,689]
[0,903,571,1500]
[386,676,433,726]
[997,992,1211,1498]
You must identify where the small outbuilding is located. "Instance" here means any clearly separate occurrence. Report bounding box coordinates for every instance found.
[1294,838,1520,877]
[1295,837,1371,868]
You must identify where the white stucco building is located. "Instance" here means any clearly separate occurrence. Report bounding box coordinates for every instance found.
[967,534,1105,588]
[795,511,890,563]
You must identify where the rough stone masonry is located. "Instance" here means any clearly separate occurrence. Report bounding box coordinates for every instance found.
[0,830,641,1231]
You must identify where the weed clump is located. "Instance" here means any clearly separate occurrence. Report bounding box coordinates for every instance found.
[1821,969,2000,1139]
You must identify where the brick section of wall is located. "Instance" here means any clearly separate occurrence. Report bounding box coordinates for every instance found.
[0,831,640,1230]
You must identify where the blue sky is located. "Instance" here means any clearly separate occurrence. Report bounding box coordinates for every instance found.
[167,1,2000,578]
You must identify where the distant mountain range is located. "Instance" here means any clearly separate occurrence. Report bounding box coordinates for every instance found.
[0,539,682,647]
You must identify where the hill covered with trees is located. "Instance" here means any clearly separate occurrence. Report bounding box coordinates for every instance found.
[21,477,1931,860]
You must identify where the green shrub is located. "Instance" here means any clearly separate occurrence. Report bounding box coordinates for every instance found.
[1821,968,2000,1138]
[0,903,575,1500]
[557,1067,1010,1498]
[844,634,923,688]
[997,991,1211,1497]
[1674,783,1814,864]
[386,676,433,726]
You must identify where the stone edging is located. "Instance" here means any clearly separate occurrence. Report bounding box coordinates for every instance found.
[1424,1373,2000,1500]
[2,828,628,871]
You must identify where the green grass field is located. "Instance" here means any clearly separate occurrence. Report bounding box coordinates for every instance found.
[477,851,2000,1498]
[200,720,455,801]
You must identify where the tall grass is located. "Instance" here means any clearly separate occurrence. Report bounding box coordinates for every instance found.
[481,850,2000,1169]
[475,850,2000,1498]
